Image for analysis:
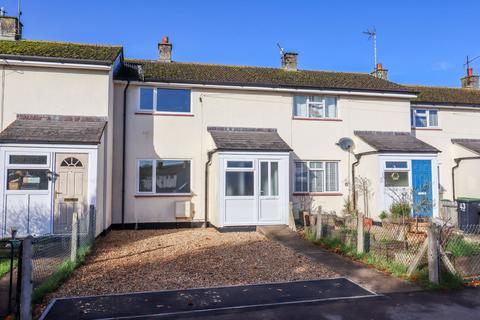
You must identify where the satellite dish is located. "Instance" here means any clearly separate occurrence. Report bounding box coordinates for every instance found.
[337,137,355,151]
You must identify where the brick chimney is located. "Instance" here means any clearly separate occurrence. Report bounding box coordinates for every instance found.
[158,36,172,62]
[0,15,22,40]
[461,67,479,89]
[371,63,388,80]
[281,52,298,71]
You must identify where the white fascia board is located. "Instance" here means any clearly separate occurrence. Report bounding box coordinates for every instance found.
[115,80,417,99]
[217,151,291,157]
[0,143,99,150]
[411,103,480,111]
[0,59,112,71]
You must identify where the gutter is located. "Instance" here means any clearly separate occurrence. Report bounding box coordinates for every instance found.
[204,149,217,228]
[0,57,113,71]
[452,156,480,201]
[352,151,378,210]
[121,80,130,226]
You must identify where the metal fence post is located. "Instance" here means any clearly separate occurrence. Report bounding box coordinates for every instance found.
[427,223,440,284]
[71,211,79,263]
[357,212,365,253]
[20,236,32,320]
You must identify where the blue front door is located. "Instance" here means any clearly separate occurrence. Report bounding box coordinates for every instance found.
[411,160,433,217]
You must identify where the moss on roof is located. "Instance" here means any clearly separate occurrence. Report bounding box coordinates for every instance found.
[0,40,122,64]
[119,59,412,93]
[407,85,480,106]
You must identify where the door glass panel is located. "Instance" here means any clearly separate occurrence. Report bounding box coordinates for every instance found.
[385,171,409,187]
[7,169,49,190]
[260,162,268,196]
[9,155,47,165]
[271,162,279,196]
[226,172,254,196]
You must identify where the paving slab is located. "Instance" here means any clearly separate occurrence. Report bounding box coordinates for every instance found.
[258,225,421,293]
[40,278,379,320]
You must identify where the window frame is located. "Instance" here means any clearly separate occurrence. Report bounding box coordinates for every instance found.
[138,87,193,115]
[5,152,51,194]
[383,160,410,188]
[411,108,439,128]
[293,96,338,119]
[294,160,339,193]
[136,158,192,196]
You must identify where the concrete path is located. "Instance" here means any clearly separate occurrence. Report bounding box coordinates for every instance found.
[258,225,420,294]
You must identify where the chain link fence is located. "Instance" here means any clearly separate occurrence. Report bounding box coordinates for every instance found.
[31,205,95,290]
[306,210,480,284]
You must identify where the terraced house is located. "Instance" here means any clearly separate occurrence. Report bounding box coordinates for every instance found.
[0,15,479,237]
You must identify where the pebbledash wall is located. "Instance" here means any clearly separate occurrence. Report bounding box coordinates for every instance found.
[111,83,414,225]
[0,59,118,236]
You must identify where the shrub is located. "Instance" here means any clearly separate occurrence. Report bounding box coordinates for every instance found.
[379,211,389,220]
[389,202,411,218]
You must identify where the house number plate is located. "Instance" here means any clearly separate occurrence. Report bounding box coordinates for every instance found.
[63,198,78,202]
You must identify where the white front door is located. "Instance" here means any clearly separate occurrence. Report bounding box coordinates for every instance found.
[221,154,288,226]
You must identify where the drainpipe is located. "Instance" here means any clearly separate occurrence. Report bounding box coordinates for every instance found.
[204,149,217,228]
[352,151,378,210]
[452,156,480,201]
[121,80,130,227]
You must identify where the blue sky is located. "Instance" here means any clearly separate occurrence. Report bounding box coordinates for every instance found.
[5,0,480,86]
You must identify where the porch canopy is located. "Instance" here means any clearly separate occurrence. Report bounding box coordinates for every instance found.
[452,139,480,155]
[208,126,292,152]
[0,114,107,145]
[354,131,440,153]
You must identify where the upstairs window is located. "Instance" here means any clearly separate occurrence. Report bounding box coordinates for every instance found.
[411,109,438,128]
[293,96,337,119]
[139,87,191,113]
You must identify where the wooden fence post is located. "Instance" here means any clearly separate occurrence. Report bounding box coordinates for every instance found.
[315,208,323,241]
[20,236,33,320]
[427,223,440,284]
[288,202,297,232]
[357,212,365,253]
[70,211,79,263]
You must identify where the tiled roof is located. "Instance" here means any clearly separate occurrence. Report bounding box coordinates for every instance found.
[208,127,292,152]
[118,60,413,93]
[407,85,480,106]
[0,40,122,65]
[355,131,440,153]
[452,139,480,155]
[0,114,107,144]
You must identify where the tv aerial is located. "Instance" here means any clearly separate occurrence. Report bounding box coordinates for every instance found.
[363,27,377,68]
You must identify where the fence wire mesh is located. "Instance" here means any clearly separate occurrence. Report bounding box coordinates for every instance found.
[31,206,95,288]
[441,224,480,279]
[317,214,428,273]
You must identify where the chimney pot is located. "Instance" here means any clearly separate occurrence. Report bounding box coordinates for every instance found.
[281,52,298,71]
[376,63,383,70]
[158,36,172,63]
[467,67,473,77]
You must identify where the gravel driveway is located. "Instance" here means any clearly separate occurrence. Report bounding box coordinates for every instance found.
[46,228,338,299]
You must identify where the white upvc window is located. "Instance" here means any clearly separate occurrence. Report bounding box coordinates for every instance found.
[411,109,439,128]
[293,96,338,119]
[139,87,192,114]
[294,161,339,193]
[5,152,51,192]
[137,159,191,195]
[384,160,410,188]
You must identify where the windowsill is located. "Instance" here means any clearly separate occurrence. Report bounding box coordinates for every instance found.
[135,111,194,117]
[292,117,342,122]
[293,192,343,196]
[135,193,193,198]
[411,127,442,131]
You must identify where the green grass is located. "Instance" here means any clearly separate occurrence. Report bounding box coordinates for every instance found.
[32,242,93,303]
[305,231,464,289]
[0,258,17,278]
[446,237,480,257]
